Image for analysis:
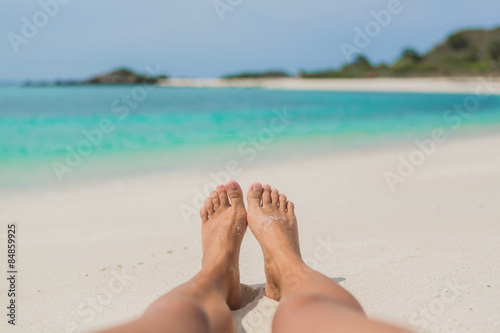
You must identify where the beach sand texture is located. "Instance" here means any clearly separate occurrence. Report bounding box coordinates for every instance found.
[160,77,500,94]
[0,132,499,333]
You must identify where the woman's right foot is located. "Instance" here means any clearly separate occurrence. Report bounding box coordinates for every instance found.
[246,182,304,301]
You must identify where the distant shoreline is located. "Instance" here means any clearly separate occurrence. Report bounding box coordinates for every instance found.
[159,77,500,94]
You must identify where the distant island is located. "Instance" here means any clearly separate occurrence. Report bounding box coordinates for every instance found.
[222,71,291,79]
[24,68,168,87]
[83,68,168,84]
[223,28,500,79]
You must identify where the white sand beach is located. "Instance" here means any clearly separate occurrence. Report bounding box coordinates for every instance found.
[1,131,499,333]
[160,77,500,94]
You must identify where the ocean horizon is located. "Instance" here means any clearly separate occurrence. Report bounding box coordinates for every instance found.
[1,85,499,189]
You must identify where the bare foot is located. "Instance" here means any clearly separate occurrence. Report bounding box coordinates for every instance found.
[246,182,302,301]
[200,180,247,310]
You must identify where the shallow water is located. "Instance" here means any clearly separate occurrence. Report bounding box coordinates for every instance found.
[1,86,499,188]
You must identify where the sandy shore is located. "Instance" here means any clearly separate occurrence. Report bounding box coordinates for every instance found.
[1,133,500,332]
[160,77,500,94]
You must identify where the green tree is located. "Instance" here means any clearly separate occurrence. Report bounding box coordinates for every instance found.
[448,34,468,51]
[488,40,500,69]
[353,54,371,67]
[401,48,422,62]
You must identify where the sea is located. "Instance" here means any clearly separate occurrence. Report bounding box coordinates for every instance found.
[1,85,499,189]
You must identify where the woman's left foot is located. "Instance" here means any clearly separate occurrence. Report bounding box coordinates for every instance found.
[200,180,247,310]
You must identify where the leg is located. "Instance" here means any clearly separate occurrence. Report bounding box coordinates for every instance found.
[246,182,411,333]
[98,180,247,333]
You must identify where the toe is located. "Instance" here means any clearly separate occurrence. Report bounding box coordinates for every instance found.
[247,182,263,208]
[204,197,215,217]
[262,185,272,205]
[225,180,244,207]
[217,185,230,207]
[210,191,220,210]
[279,194,287,213]
[200,206,209,222]
[271,188,279,206]
[286,201,295,217]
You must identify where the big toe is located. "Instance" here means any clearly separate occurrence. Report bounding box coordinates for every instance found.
[247,182,263,208]
[225,180,245,208]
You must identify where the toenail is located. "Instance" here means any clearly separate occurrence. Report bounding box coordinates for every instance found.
[226,182,236,190]
[216,185,224,190]
[210,191,217,196]
[252,183,262,191]
[272,188,278,192]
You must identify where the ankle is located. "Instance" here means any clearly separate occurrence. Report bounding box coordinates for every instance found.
[267,253,306,283]
[201,258,236,279]
[198,264,237,297]
[202,249,238,268]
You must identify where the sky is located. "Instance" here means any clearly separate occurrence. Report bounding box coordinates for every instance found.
[1,0,499,81]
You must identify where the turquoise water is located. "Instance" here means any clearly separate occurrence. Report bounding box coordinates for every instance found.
[1,86,499,188]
